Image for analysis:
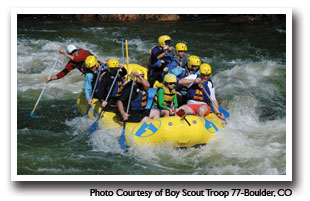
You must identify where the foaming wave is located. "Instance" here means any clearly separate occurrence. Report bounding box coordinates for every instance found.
[90,127,124,153]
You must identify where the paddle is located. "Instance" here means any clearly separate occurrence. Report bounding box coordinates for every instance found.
[118,76,136,152]
[200,82,226,120]
[84,63,105,118]
[30,54,60,117]
[176,109,191,126]
[87,68,121,136]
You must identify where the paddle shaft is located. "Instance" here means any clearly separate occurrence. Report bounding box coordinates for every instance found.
[119,76,136,152]
[30,54,60,116]
[122,38,125,65]
[97,68,121,117]
[125,40,129,66]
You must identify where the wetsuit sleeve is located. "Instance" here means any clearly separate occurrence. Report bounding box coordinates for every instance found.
[56,62,76,79]
[173,94,178,108]
[83,73,93,100]
[157,88,169,110]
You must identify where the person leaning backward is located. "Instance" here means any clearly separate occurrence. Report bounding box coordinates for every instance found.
[96,58,127,110]
[177,63,225,119]
[46,44,106,83]
[117,68,154,122]
[148,35,174,87]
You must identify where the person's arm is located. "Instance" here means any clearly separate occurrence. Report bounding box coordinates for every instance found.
[117,85,131,120]
[117,100,129,121]
[46,62,75,83]
[135,73,150,91]
[157,89,169,110]
[178,74,198,86]
[83,73,93,104]
[207,82,224,119]
[59,48,74,60]
[173,93,178,108]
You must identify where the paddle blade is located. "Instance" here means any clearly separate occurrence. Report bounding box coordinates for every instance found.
[176,109,186,117]
[87,118,100,136]
[29,111,34,117]
[118,129,127,152]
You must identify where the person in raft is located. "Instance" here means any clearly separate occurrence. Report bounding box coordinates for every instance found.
[83,55,106,105]
[148,35,174,87]
[163,42,188,105]
[46,44,106,83]
[149,73,178,119]
[96,58,127,110]
[117,68,153,122]
[176,63,225,119]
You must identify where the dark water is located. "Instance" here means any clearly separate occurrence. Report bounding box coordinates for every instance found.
[17,17,286,175]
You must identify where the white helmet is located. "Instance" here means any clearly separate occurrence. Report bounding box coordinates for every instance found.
[66,44,78,54]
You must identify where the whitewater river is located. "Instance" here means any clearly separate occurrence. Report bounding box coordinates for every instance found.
[16,16,286,175]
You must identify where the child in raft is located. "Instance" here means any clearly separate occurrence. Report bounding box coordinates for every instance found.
[148,73,178,119]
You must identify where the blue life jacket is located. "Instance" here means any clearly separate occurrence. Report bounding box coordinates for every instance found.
[131,89,148,110]
[187,80,213,104]
[167,56,187,71]
[111,79,125,98]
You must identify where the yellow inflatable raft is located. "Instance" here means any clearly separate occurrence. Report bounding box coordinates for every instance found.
[77,92,224,148]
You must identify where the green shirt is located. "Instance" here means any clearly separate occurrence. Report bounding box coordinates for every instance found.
[156,88,178,109]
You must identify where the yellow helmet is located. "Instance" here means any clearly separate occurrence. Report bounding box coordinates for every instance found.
[85,55,99,69]
[187,55,201,70]
[175,42,188,55]
[158,35,172,48]
[129,67,145,81]
[164,73,177,83]
[107,58,119,71]
[131,67,145,76]
[200,63,212,75]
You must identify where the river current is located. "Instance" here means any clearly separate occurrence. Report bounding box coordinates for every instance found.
[16,16,287,175]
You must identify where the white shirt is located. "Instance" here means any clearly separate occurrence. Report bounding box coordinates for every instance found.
[183,74,216,104]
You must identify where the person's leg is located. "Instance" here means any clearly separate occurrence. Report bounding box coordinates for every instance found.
[176,105,194,116]
[148,109,160,120]
[197,105,209,117]
[140,116,150,122]
[161,110,170,117]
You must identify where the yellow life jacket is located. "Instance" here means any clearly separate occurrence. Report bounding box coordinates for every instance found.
[154,87,176,108]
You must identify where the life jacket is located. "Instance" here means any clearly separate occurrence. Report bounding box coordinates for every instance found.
[177,70,200,94]
[154,87,176,108]
[111,79,125,98]
[171,56,186,69]
[187,80,213,104]
[131,89,148,110]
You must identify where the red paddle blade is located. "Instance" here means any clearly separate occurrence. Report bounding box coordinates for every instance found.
[176,109,186,117]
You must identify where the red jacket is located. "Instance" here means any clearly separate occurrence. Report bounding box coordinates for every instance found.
[56,49,92,79]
